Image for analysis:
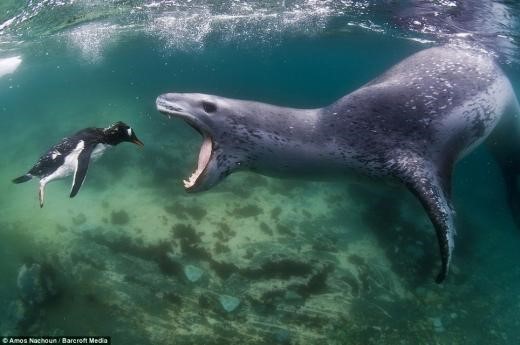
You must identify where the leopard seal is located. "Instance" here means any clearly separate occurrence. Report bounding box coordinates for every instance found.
[156,45,520,283]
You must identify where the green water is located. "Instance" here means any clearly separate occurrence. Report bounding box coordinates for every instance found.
[1,1,520,344]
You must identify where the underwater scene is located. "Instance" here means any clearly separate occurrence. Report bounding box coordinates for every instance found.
[1,1,520,344]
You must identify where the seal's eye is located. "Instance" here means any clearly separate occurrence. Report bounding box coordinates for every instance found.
[202,101,217,113]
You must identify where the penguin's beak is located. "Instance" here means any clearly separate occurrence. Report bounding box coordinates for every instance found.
[132,138,144,147]
[130,132,144,147]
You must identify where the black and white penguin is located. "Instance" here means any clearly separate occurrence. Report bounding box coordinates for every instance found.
[12,121,144,207]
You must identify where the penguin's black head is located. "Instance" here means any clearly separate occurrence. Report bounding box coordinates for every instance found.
[104,121,144,147]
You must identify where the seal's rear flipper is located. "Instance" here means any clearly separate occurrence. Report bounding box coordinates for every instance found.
[392,152,456,283]
[12,174,32,184]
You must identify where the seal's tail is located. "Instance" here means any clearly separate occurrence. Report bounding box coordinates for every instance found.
[12,174,32,184]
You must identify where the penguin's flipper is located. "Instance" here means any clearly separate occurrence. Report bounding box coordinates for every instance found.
[391,151,456,283]
[70,146,94,198]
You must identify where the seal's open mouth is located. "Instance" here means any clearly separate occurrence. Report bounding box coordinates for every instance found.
[184,134,212,189]
[156,97,213,191]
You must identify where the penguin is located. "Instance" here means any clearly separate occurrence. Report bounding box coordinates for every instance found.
[12,121,144,207]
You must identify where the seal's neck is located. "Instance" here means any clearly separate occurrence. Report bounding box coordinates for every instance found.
[237,105,347,176]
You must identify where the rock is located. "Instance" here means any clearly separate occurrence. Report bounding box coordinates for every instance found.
[17,263,57,306]
[72,213,87,226]
[3,300,27,330]
[111,210,130,225]
[284,290,304,305]
[431,317,444,333]
[184,264,204,282]
[218,294,240,312]
[273,329,291,344]
[2,299,37,334]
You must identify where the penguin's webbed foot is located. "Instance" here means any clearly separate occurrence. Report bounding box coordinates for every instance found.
[38,184,45,208]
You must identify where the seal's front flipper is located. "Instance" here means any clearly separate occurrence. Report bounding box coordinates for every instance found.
[70,146,93,198]
[392,153,456,283]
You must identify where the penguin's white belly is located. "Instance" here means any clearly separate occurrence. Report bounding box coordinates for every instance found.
[41,141,86,185]
[91,143,111,161]
[41,143,111,186]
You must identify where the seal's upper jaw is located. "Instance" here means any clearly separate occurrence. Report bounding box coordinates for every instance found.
[156,94,197,123]
[156,93,215,192]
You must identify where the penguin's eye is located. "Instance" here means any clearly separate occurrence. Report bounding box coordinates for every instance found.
[202,101,217,113]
